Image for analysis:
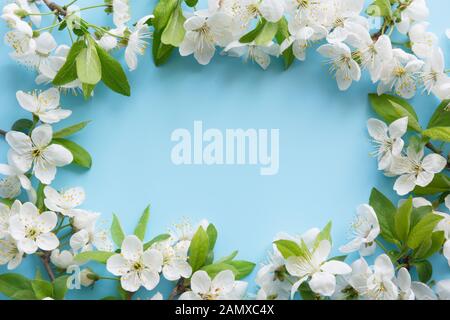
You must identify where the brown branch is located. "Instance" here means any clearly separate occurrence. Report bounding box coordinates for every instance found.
[42,0,67,17]
[40,252,56,282]
[168,279,186,300]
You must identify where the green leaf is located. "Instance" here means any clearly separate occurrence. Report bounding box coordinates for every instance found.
[184,0,197,7]
[410,206,433,228]
[414,260,432,283]
[53,40,85,86]
[239,19,266,43]
[367,0,392,17]
[314,221,332,248]
[161,6,186,47]
[143,233,171,250]
[76,40,102,85]
[395,198,412,242]
[11,290,37,300]
[74,251,115,264]
[206,223,218,251]
[407,213,444,249]
[226,260,255,279]
[369,188,398,244]
[369,94,421,132]
[152,28,174,66]
[216,250,239,264]
[53,121,90,139]
[95,43,131,96]
[0,273,34,299]
[153,0,178,31]
[413,174,450,195]
[428,100,450,128]
[422,127,450,142]
[11,118,33,134]
[36,182,46,211]
[81,83,95,99]
[274,239,302,259]
[275,18,295,70]
[52,138,92,168]
[31,279,53,300]
[111,213,125,247]
[134,205,150,241]
[188,227,210,271]
[53,275,69,300]
[201,263,238,279]
[423,231,446,259]
[255,21,279,46]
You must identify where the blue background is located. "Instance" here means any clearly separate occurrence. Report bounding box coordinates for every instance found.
[0,0,449,299]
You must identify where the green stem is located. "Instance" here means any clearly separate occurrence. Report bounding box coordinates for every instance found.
[79,4,110,11]
[375,239,389,254]
[35,22,62,33]
[87,23,126,39]
[98,276,120,281]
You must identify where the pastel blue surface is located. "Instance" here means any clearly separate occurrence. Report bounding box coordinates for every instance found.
[0,0,449,300]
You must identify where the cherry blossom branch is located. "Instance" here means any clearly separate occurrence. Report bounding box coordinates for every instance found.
[43,0,67,18]
[40,252,56,282]
[168,279,186,300]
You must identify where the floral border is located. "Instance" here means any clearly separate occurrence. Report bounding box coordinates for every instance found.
[0,0,449,300]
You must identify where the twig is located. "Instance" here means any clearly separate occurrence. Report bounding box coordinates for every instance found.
[168,279,185,300]
[42,0,67,18]
[0,129,6,136]
[40,252,56,282]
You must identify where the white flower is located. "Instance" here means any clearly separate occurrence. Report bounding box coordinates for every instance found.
[151,239,192,281]
[8,201,59,254]
[420,47,449,99]
[280,12,327,61]
[365,254,398,300]
[350,31,393,83]
[123,15,153,71]
[367,117,408,171]
[44,186,85,217]
[0,201,21,239]
[0,159,32,199]
[396,0,429,34]
[151,292,163,300]
[80,268,96,287]
[396,267,414,300]
[378,49,424,99]
[412,280,450,300]
[0,236,23,270]
[255,250,292,300]
[16,88,71,124]
[113,0,130,27]
[337,257,373,300]
[317,42,361,91]
[70,210,114,253]
[240,0,284,24]
[36,45,82,90]
[223,41,279,70]
[15,0,42,26]
[325,0,366,44]
[408,22,438,59]
[179,12,233,65]
[169,219,209,242]
[50,249,76,269]
[12,32,57,69]
[285,240,352,297]
[4,27,35,58]
[106,235,163,292]
[97,27,124,51]
[2,4,33,36]
[340,204,380,256]
[6,124,73,185]
[391,146,447,196]
[179,270,247,300]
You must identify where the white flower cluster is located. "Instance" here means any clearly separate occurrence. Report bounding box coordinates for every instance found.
[2,0,449,99]
[256,198,450,300]
[367,117,447,196]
